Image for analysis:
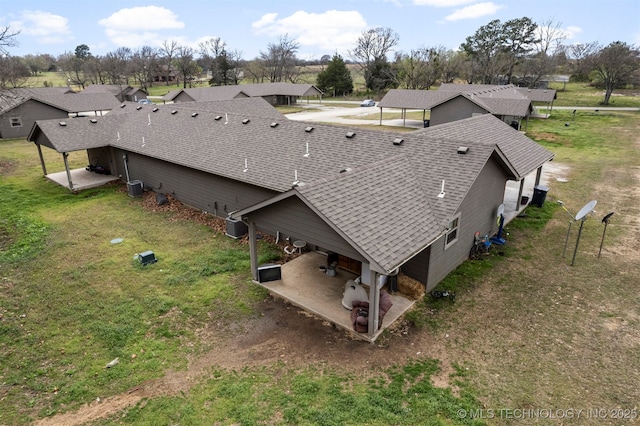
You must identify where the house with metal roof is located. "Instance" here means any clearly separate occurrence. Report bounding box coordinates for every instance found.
[0,88,122,139]
[27,99,553,341]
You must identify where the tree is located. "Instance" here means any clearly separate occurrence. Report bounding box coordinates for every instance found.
[259,34,299,82]
[316,53,353,96]
[460,19,506,84]
[585,41,640,104]
[0,56,30,88]
[350,27,399,92]
[392,46,445,90]
[74,44,92,60]
[518,18,567,87]
[175,45,200,88]
[130,46,158,91]
[568,41,600,81]
[500,17,539,84]
[0,25,20,56]
[160,40,179,85]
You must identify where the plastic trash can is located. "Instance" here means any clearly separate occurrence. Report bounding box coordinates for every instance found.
[532,185,549,207]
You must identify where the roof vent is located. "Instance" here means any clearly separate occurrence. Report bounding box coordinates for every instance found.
[270,122,279,128]
[214,115,222,121]
[340,167,352,173]
[393,138,404,146]
[136,105,142,110]
[242,118,250,124]
[171,110,178,115]
[191,112,198,117]
[346,131,356,139]
[59,121,67,126]
[457,146,469,154]
[152,107,159,112]
[304,126,314,133]
[120,104,126,108]
[90,118,98,124]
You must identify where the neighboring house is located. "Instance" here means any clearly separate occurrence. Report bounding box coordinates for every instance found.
[28,100,552,296]
[378,84,556,129]
[82,84,148,102]
[162,83,323,106]
[154,65,179,83]
[0,88,121,139]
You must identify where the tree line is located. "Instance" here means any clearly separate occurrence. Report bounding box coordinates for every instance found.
[1,17,638,104]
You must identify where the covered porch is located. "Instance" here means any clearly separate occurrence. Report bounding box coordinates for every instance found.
[502,161,557,224]
[259,251,416,343]
[45,168,119,192]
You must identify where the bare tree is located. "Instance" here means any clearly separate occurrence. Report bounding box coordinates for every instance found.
[393,46,445,90]
[0,26,20,56]
[259,34,299,82]
[350,27,399,91]
[160,40,179,85]
[518,18,566,87]
[175,45,200,88]
[0,56,30,88]
[585,41,640,104]
[567,41,600,81]
[131,46,158,91]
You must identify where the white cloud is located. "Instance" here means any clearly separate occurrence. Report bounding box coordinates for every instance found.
[444,2,504,21]
[9,10,71,45]
[98,6,184,49]
[251,10,367,55]
[413,0,477,6]
[563,25,583,40]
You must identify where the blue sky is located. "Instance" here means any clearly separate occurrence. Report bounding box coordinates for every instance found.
[1,0,639,60]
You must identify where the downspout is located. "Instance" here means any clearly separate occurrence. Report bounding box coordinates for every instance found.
[368,269,380,336]
[63,152,74,191]
[123,154,130,182]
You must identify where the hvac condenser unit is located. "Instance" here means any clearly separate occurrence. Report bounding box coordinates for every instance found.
[225,217,248,239]
[127,180,143,197]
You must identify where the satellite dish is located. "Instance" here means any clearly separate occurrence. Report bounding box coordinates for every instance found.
[575,200,597,221]
[497,204,505,217]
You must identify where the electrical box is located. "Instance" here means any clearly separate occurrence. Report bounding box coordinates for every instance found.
[138,250,157,265]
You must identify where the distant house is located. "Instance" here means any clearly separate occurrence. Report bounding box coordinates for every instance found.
[153,65,179,83]
[82,84,148,103]
[378,84,556,130]
[0,88,121,139]
[28,98,553,340]
[162,83,323,106]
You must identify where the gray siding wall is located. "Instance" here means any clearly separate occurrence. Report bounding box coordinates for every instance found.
[425,156,508,291]
[1,101,67,139]
[87,147,114,173]
[111,148,276,217]
[246,196,367,263]
[430,97,488,126]
[400,245,431,284]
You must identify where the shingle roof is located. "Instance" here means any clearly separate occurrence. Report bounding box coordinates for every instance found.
[0,88,121,115]
[438,83,556,103]
[295,155,444,272]
[162,83,323,102]
[31,103,553,274]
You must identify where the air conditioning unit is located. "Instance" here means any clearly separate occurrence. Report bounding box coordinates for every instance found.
[138,250,157,265]
[225,217,248,239]
[127,180,143,197]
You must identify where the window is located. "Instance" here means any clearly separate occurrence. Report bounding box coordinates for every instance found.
[10,117,22,127]
[444,213,461,249]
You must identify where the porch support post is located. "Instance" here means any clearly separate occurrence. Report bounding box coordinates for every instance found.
[368,270,380,336]
[534,165,543,187]
[36,144,47,176]
[248,220,258,281]
[63,152,74,191]
[517,178,525,210]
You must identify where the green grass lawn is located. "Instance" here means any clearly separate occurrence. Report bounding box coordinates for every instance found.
[2,86,639,424]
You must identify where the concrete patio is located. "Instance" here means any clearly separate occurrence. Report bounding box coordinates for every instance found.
[259,251,416,342]
[45,168,120,192]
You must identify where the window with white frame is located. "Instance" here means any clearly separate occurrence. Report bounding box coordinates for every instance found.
[444,213,461,249]
[10,117,22,127]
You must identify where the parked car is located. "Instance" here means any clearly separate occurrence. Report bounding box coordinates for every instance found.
[360,99,376,107]
[137,99,153,105]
